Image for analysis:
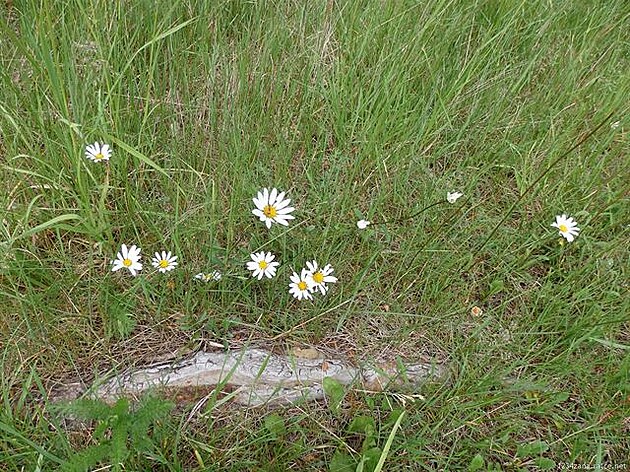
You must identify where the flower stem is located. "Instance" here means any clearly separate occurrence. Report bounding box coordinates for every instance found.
[366,201,447,227]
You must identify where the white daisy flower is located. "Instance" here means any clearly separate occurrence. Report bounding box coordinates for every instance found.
[305,260,338,295]
[85,142,112,163]
[246,251,280,280]
[151,251,178,273]
[551,214,580,242]
[447,191,463,203]
[289,269,314,301]
[252,188,295,229]
[194,270,222,282]
[111,244,142,276]
[357,220,371,229]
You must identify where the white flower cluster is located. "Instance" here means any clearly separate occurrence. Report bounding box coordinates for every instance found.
[111,245,179,277]
[247,188,338,300]
[107,183,339,300]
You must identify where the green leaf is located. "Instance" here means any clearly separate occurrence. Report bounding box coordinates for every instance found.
[535,457,556,469]
[516,440,549,457]
[348,416,376,436]
[323,377,345,414]
[361,447,382,472]
[467,453,485,471]
[329,451,355,472]
[264,413,287,437]
[488,279,505,296]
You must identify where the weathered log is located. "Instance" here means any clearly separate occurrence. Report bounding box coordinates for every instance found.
[55,347,447,406]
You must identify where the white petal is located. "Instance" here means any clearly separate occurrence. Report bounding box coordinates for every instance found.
[276,206,295,214]
[269,188,278,206]
[265,219,272,229]
[276,214,295,223]
[275,198,291,212]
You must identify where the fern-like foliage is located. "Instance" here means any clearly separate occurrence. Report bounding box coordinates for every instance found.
[60,396,174,471]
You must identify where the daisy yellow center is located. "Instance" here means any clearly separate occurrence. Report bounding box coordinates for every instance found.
[313,271,324,284]
[123,258,132,267]
[298,281,307,291]
[258,261,268,269]
[159,260,169,268]
[95,152,104,160]
[263,205,277,218]
[559,224,568,233]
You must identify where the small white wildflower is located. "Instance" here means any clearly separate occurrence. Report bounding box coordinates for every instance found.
[85,142,112,162]
[252,188,295,229]
[289,269,314,301]
[151,251,178,273]
[305,260,338,295]
[610,121,620,129]
[111,244,142,276]
[246,251,280,280]
[551,214,580,242]
[357,220,371,229]
[447,191,463,203]
[194,270,222,282]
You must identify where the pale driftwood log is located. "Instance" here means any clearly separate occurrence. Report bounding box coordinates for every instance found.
[59,348,447,407]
